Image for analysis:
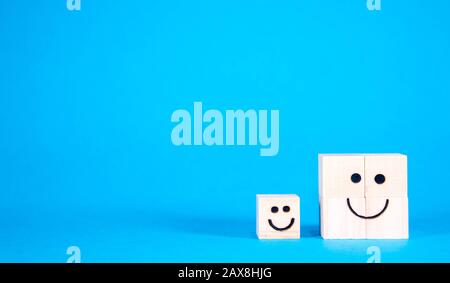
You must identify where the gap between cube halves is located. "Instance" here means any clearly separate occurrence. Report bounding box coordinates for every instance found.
[257,153,408,240]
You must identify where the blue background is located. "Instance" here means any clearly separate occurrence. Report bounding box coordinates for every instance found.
[1,0,450,262]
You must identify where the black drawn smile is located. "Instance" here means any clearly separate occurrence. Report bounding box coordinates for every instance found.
[347,198,389,219]
[268,218,295,231]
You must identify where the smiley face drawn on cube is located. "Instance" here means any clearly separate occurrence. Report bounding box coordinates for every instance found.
[256,194,300,239]
[319,154,408,239]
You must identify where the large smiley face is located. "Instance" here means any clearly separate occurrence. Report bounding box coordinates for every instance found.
[345,169,389,220]
[256,194,300,239]
[319,154,408,239]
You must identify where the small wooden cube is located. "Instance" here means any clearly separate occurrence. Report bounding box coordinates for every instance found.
[256,194,300,239]
[320,197,366,239]
[365,197,409,239]
[364,154,408,198]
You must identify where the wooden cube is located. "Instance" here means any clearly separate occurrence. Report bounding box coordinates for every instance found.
[256,194,300,239]
[365,197,409,239]
[364,154,408,198]
[319,154,408,240]
[319,154,365,199]
[320,197,366,239]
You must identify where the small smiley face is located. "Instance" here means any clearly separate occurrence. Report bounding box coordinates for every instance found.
[268,205,295,231]
[257,194,300,239]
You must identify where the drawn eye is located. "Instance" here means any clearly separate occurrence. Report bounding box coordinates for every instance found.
[375,174,386,185]
[283,206,290,212]
[271,206,279,213]
[351,173,362,184]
